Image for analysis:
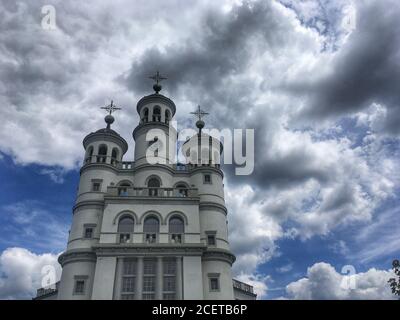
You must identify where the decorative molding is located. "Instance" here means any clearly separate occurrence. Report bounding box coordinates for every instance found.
[164,211,189,225]
[112,210,139,225]
[199,202,228,215]
[202,249,236,265]
[92,243,206,257]
[73,201,104,214]
[58,249,97,267]
[83,131,128,154]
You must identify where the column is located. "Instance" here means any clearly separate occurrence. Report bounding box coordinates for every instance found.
[135,257,143,300]
[156,257,163,300]
[176,256,182,300]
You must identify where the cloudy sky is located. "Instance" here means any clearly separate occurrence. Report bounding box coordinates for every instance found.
[0,0,399,299]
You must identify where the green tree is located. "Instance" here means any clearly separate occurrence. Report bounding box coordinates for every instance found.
[388,260,400,296]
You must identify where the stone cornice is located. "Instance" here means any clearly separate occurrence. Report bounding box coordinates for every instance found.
[199,202,228,215]
[58,249,97,267]
[73,200,104,214]
[202,248,236,265]
[92,243,207,256]
[136,93,176,116]
[83,131,128,154]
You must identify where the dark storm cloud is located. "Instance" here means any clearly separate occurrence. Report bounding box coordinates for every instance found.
[122,0,332,189]
[287,0,400,133]
[122,1,283,99]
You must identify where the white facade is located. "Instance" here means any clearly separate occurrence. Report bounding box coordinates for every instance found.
[36,89,256,300]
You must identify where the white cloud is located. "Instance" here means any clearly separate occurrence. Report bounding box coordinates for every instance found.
[286,262,396,300]
[0,247,61,299]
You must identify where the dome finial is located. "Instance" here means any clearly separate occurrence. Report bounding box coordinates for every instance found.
[190,105,209,134]
[149,71,167,94]
[101,100,121,129]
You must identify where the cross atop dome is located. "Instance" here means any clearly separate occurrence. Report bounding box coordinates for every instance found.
[191,105,209,133]
[190,105,209,121]
[149,71,167,94]
[101,100,122,129]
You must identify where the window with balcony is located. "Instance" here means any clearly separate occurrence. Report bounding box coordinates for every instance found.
[148,177,161,196]
[118,182,131,196]
[143,216,159,244]
[176,184,188,197]
[118,216,134,243]
[169,216,184,244]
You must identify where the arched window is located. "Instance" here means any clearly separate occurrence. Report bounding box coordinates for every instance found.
[148,177,161,196]
[143,108,149,123]
[165,110,170,124]
[118,216,134,243]
[143,216,159,243]
[111,148,119,166]
[169,216,184,243]
[86,146,94,164]
[97,145,108,163]
[153,106,161,122]
[176,184,188,197]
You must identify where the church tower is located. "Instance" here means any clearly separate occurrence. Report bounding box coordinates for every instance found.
[37,73,256,300]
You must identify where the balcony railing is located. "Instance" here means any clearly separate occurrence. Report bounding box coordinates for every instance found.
[232,279,254,294]
[84,155,134,170]
[36,281,60,297]
[106,187,199,198]
[84,157,220,171]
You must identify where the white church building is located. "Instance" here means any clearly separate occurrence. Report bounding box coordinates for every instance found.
[35,75,256,300]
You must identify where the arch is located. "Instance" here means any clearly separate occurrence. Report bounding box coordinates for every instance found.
[113,210,138,225]
[174,182,189,197]
[165,109,170,124]
[116,180,132,196]
[165,211,188,225]
[144,107,149,121]
[111,147,119,159]
[111,147,119,166]
[97,144,108,163]
[139,211,163,225]
[86,146,94,163]
[98,144,108,155]
[153,105,161,122]
[173,181,190,189]
[117,215,134,233]
[145,175,162,187]
[116,180,133,187]
[143,215,160,233]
